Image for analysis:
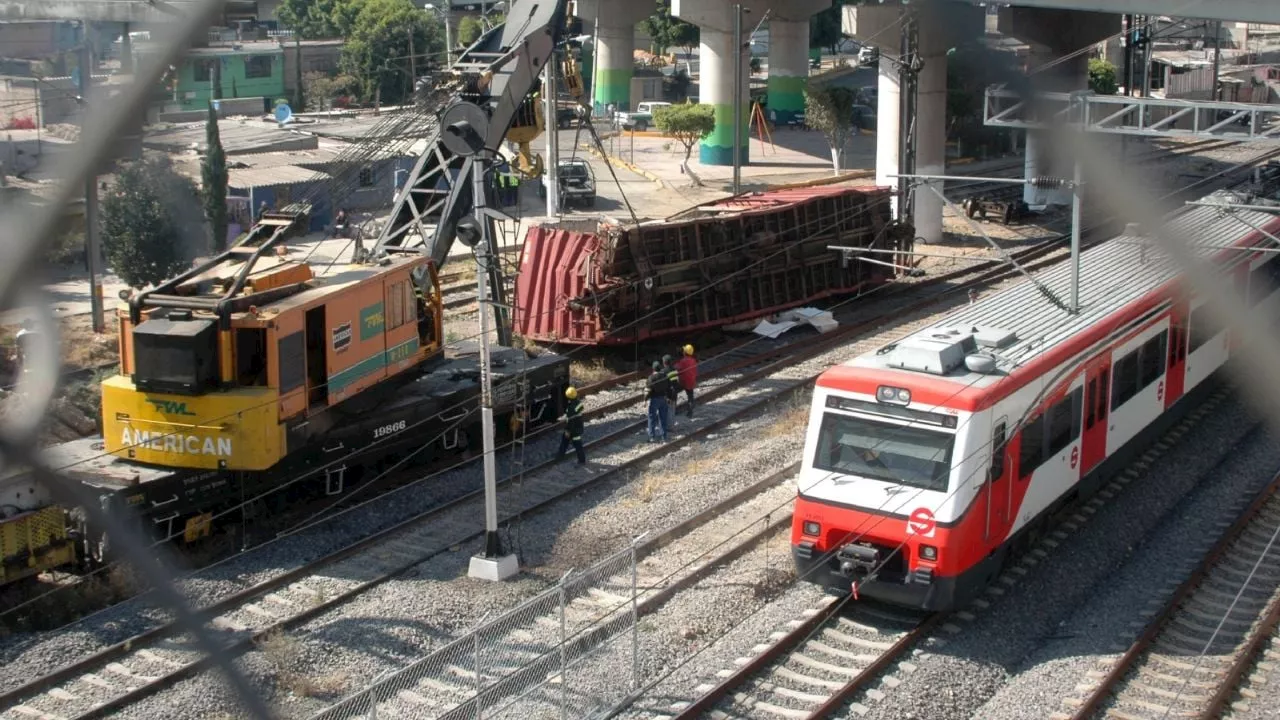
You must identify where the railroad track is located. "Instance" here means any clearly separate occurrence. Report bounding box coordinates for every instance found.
[314,464,805,719]
[4,143,1274,720]
[656,385,1235,720]
[1058,471,1280,720]
[0,221,1082,720]
[669,599,938,720]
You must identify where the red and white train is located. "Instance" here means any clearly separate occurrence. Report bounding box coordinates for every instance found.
[791,190,1280,611]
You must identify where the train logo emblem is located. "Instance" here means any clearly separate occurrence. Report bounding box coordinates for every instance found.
[332,322,352,353]
[906,507,936,538]
[1157,380,1165,401]
[1070,446,1079,469]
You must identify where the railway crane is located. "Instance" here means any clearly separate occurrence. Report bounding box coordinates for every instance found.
[0,0,580,585]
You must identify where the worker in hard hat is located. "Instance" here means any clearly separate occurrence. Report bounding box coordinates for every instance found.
[674,344,698,418]
[557,385,587,465]
[662,354,680,425]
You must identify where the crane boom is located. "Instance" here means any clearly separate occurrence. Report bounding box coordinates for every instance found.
[370,0,571,267]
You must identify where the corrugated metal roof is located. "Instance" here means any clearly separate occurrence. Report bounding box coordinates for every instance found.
[229,164,331,189]
[853,190,1280,387]
[670,184,888,219]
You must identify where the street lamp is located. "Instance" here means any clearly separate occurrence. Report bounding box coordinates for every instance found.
[424,3,454,66]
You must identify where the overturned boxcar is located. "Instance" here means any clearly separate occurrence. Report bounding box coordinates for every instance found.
[513,184,913,345]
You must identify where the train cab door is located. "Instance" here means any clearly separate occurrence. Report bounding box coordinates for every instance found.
[1165,301,1188,409]
[985,417,1010,543]
[1081,357,1110,475]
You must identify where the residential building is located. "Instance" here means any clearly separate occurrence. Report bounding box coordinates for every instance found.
[139,39,287,112]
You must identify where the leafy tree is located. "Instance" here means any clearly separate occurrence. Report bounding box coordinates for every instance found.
[810,0,844,55]
[946,44,1022,155]
[804,85,856,174]
[1088,57,1119,95]
[458,15,484,47]
[652,103,714,185]
[341,0,444,105]
[303,71,356,110]
[202,104,229,251]
[277,0,365,38]
[641,0,697,58]
[101,156,204,288]
[749,57,762,75]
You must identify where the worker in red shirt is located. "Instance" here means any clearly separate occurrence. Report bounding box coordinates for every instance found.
[674,344,697,418]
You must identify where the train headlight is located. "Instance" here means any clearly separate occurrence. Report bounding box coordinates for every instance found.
[919,545,938,561]
[877,386,911,405]
[802,521,821,537]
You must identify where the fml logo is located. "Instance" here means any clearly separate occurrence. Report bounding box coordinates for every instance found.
[146,399,197,416]
[905,507,936,538]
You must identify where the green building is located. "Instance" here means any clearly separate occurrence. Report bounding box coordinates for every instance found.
[149,40,287,111]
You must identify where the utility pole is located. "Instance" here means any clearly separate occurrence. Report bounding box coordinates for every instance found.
[442,2,453,66]
[465,156,518,582]
[732,4,743,195]
[408,28,417,84]
[590,16,600,117]
[80,22,104,334]
[545,48,558,216]
[1211,20,1222,101]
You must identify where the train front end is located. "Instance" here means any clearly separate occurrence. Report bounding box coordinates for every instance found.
[791,363,987,612]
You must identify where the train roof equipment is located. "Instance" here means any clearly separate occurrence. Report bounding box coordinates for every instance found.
[824,189,1280,410]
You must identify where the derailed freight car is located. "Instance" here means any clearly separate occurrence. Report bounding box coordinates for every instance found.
[514,185,912,345]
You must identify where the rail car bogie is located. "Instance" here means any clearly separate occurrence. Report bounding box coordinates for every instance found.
[792,189,1280,611]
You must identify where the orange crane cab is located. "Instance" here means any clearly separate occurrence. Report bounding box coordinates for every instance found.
[104,214,443,472]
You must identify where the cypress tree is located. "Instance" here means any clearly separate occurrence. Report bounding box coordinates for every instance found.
[202,103,229,250]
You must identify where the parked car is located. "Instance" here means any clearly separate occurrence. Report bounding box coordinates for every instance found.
[555,106,581,129]
[851,104,877,132]
[555,159,596,208]
[615,101,672,131]
[858,46,879,65]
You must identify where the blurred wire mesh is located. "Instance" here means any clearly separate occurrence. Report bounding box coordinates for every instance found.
[310,539,642,720]
[13,1,1280,719]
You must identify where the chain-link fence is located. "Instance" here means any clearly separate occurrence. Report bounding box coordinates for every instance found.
[311,536,645,720]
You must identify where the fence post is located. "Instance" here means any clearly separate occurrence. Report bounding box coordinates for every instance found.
[474,629,484,720]
[630,534,644,692]
[368,687,377,720]
[559,569,571,720]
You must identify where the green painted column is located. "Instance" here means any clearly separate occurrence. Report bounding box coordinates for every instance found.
[592,24,633,112]
[698,27,749,167]
[766,20,809,126]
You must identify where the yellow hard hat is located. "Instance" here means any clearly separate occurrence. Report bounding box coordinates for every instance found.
[683,344,694,356]
[565,386,578,399]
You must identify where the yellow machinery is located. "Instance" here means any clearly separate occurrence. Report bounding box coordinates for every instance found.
[505,53,586,180]
[103,223,442,472]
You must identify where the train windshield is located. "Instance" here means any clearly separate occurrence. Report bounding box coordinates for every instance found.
[812,412,954,492]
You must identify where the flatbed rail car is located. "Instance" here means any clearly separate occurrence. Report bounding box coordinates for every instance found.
[513,184,912,345]
[790,187,1280,612]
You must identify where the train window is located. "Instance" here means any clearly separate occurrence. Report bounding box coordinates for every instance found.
[1138,331,1167,389]
[1086,378,1097,429]
[277,331,306,393]
[1099,372,1109,420]
[235,328,268,386]
[1188,304,1220,352]
[812,413,954,492]
[1111,350,1140,410]
[387,281,416,330]
[1249,253,1280,305]
[1047,388,1082,457]
[989,422,1007,482]
[1019,414,1045,478]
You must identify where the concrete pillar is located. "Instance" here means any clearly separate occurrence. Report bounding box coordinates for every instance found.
[875,59,901,207]
[766,20,808,126]
[1022,53,1088,207]
[577,0,652,113]
[913,13,948,244]
[697,25,749,166]
[594,22,634,112]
